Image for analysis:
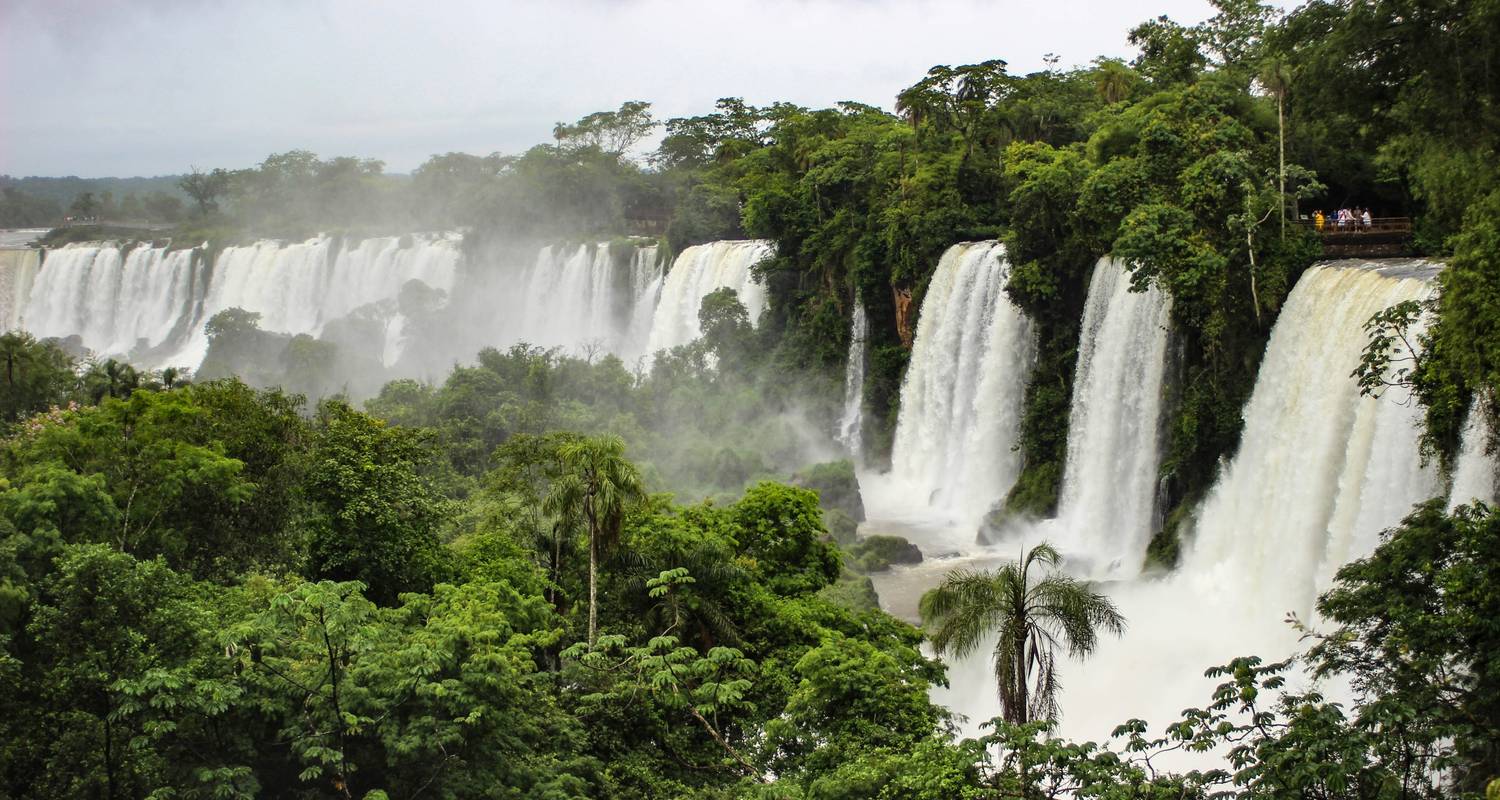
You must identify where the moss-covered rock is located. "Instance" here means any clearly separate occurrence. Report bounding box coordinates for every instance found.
[793,459,865,521]
[847,534,923,573]
[1145,501,1193,570]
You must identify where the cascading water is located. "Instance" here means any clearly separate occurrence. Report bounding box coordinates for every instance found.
[835,302,867,459]
[1047,260,1444,748]
[175,233,461,367]
[1037,257,1172,577]
[23,243,204,361]
[501,242,662,360]
[644,240,771,357]
[13,234,770,375]
[17,234,460,370]
[1448,396,1497,509]
[621,245,665,360]
[877,241,1034,525]
[0,248,41,330]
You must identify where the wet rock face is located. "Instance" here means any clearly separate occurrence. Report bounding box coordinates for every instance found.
[893,286,914,349]
[848,534,924,573]
[794,459,864,522]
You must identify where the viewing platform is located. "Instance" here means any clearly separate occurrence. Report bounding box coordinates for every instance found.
[1297,216,1413,258]
[58,218,173,232]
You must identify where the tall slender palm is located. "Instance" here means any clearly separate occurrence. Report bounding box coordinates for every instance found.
[1259,58,1294,238]
[543,434,644,646]
[920,542,1125,724]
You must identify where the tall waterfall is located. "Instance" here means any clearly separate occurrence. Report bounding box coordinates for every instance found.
[882,242,1034,524]
[1054,259,1444,746]
[1449,396,1497,509]
[23,243,205,361]
[1044,257,1172,576]
[495,242,662,360]
[0,248,41,331]
[644,240,771,357]
[836,302,868,458]
[1185,261,1441,608]
[177,233,461,368]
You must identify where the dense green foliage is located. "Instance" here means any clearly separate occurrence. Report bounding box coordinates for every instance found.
[1,370,1495,796]
[10,0,1500,795]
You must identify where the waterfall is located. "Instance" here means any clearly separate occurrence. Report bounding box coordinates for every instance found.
[174,233,461,367]
[1184,261,1441,608]
[0,248,41,330]
[13,234,677,373]
[1042,257,1172,577]
[881,242,1034,524]
[622,245,666,361]
[1448,396,1497,509]
[23,243,204,361]
[1053,259,1445,747]
[502,242,662,360]
[644,240,771,357]
[836,302,868,458]
[16,235,460,370]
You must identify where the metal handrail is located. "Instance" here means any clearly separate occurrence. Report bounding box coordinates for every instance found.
[1298,216,1412,235]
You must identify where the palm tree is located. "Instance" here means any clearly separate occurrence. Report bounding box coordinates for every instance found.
[543,434,645,646]
[83,358,139,404]
[919,542,1125,724]
[1093,58,1136,105]
[158,366,190,390]
[1259,58,1294,238]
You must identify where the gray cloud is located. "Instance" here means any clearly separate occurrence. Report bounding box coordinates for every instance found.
[2,0,1225,176]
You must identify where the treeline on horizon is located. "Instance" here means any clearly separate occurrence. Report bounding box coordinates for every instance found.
[4,0,1500,796]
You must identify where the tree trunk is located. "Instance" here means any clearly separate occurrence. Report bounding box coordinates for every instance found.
[322,613,354,800]
[1014,628,1032,793]
[1248,226,1264,326]
[1013,621,1029,724]
[588,521,599,647]
[688,707,761,780]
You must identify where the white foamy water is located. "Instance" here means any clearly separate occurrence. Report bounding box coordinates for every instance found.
[177,234,461,367]
[865,259,1447,746]
[11,235,774,375]
[0,248,42,330]
[1048,260,1444,748]
[23,243,204,360]
[1448,395,1497,509]
[16,235,462,369]
[488,243,662,359]
[875,241,1034,526]
[1030,257,1172,578]
[836,302,868,459]
[644,240,771,357]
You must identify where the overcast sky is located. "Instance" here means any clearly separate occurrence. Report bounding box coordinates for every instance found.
[2,0,1230,178]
